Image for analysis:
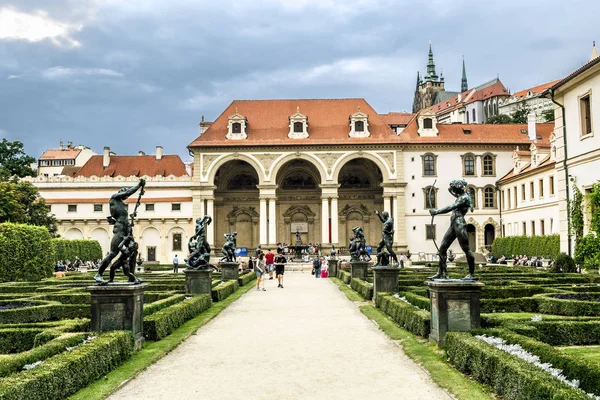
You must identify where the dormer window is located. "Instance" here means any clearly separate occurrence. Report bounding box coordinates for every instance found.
[288,106,309,139]
[349,106,370,138]
[226,108,248,140]
[417,110,439,137]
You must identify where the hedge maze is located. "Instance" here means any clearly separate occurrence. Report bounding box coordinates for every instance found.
[339,265,600,400]
[0,271,255,399]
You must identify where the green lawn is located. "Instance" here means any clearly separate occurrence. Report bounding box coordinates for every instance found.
[559,345,600,362]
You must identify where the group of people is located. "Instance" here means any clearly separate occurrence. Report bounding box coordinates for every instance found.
[491,254,549,267]
[253,248,287,290]
[55,258,99,272]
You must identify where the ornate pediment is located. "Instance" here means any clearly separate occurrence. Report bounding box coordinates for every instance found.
[226,108,248,140]
[282,204,316,223]
[417,109,439,137]
[349,106,370,138]
[288,106,309,139]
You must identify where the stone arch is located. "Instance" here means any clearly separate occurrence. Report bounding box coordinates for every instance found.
[226,206,259,248]
[282,205,316,244]
[206,154,265,186]
[270,153,327,184]
[140,226,161,262]
[63,227,84,239]
[338,204,371,247]
[89,228,110,256]
[331,152,391,183]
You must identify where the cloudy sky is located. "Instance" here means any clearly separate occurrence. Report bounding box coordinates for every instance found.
[0,0,598,161]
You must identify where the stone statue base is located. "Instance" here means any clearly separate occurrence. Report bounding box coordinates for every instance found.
[87,283,148,350]
[425,280,484,346]
[327,259,339,278]
[221,262,239,282]
[350,261,369,281]
[372,266,399,294]
[184,269,213,295]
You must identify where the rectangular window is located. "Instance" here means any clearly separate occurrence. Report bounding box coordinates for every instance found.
[541,219,545,236]
[539,179,544,198]
[580,94,593,137]
[93,204,103,212]
[171,203,181,211]
[513,186,517,209]
[522,222,527,236]
[172,233,182,251]
[145,203,155,211]
[426,224,436,240]
[507,188,511,209]
[502,224,506,237]
[521,184,526,201]
[68,204,77,213]
[423,155,436,176]
[531,221,536,236]
[464,156,475,176]
[530,181,535,200]
[549,176,555,196]
[550,218,554,233]
[483,155,494,176]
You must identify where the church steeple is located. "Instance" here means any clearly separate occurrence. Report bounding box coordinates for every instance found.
[591,41,599,61]
[461,56,468,92]
[424,42,439,82]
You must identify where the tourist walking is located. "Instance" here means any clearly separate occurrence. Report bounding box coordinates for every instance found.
[265,249,275,280]
[400,254,405,268]
[313,256,321,279]
[172,255,179,273]
[274,252,286,288]
[255,253,266,291]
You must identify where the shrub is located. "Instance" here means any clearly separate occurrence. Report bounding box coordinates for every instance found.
[0,331,133,400]
[375,293,430,337]
[536,293,600,316]
[526,320,600,346]
[574,234,600,270]
[143,294,185,316]
[480,297,538,313]
[399,291,430,311]
[446,332,590,400]
[0,223,55,282]
[337,270,351,284]
[51,239,102,262]
[144,295,212,341]
[0,328,43,353]
[350,278,373,300]
[212,280,238,302]
[238,271,256,287]
[491,234,560,259]
[482,285,546,299]
[551,253,576,273]
[0,303,89,324]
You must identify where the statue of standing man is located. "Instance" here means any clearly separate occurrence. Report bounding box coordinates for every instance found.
[374,210,398,266]
[428,179,476,280]
[94,178,145,284]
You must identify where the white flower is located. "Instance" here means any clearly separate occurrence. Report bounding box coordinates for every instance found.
[23,361,43,370]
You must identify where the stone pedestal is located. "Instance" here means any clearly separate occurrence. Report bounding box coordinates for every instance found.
[426,280,484,346]
[447,262,457,269]
[184,269,213,295]
[328,259,339,278]
[350,261,369,280]
[221,262,239,282]
[372,267,399,294]
[506,260,514,267]
[87,284,148,350]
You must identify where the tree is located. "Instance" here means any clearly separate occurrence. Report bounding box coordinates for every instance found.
[510,104,531,124]
[570,184,584,242]
[486,114,513,124]
[0,181,56,235]
[542,109,555,123]
[0,139,36,181]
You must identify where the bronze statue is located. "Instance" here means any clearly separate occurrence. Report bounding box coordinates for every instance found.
[94,178,145,284]
[295,228,302,244]
[186,216,213,270]
[374,210,398,266]
[221,232,237,263]
[428,179,476,280]
[350,226,371,262]
[108,222,140,283]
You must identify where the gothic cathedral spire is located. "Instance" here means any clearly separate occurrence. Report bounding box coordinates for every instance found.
[424,42,439,82]
[461,56,468,92]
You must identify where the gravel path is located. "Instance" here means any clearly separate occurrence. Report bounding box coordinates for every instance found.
[109,273,452,400]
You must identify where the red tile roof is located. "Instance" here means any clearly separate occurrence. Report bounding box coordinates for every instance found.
[75,155,188,178]
[39,149,81,160]
[397,120,554,145]
[512,80,560,99]
[188,99,397,147]
[427,80,509,115]
[498,155,554,183]
[379,112,415,125]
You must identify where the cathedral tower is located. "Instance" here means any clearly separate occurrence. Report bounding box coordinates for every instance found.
[461,57,468,92]
[412,43,445,113]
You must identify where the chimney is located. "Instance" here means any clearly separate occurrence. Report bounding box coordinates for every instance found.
[527,112,537,140]
[67,141,73,149]
[138,151,146,156]
[103,147,111,168]
[156,146,163,160]
[457,93,462,102]
[59,140,64,150]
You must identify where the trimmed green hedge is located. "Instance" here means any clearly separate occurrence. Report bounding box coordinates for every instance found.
[350,278,373,300]
[477,329,600,396]
[536,293,600,316]
[399,291,430,311]
[0,331,133,400]
[337,270,351,284]
[480,297,538,313]
[375,293,430,337]
[143,294,185,316]
[144,294,212,341]
[51,239,102,263]
[212,280,238,302]
[519,320,600,346]
[0,223,55,282]
[482,285,547,299]
[0,328,43,353]
[238,271,256,286]
[0,303,89,324]
[491,234,560,259]
[446,332,589,400]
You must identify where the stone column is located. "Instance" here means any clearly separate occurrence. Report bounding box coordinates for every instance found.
[330,196,339,245]
[383,196,391,215]
[392,195,399,244]
[259,198,267,245]
[268,198,277,246]
[321,197,329,244]
[206,198,215,246]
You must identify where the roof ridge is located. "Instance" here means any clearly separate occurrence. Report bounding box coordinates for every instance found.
[231,98,367,102]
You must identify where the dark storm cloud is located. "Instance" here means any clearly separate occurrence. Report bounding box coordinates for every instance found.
[0,0,598,160]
